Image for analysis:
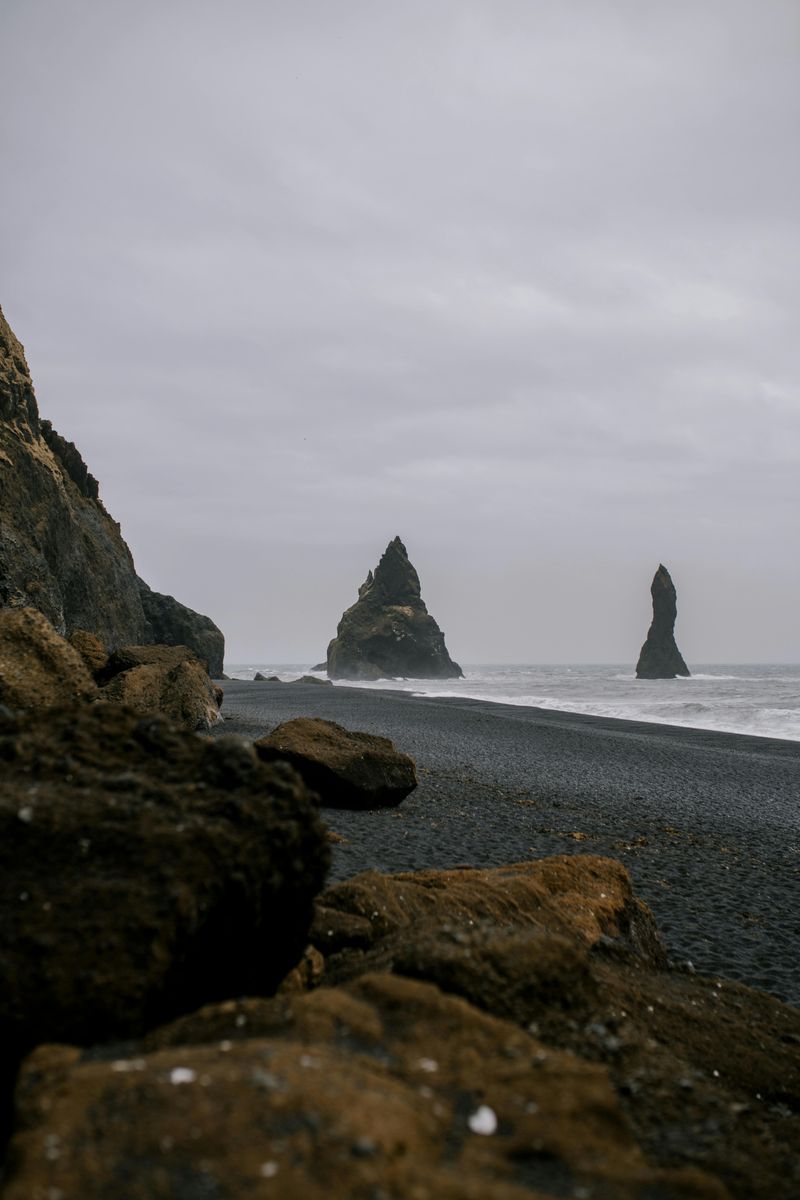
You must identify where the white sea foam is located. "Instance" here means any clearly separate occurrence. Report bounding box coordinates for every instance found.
[225,663,800,742]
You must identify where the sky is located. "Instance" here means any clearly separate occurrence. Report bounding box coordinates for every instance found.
[2,0,798,663]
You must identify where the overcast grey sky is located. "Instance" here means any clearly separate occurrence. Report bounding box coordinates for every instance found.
[3,0,798,663]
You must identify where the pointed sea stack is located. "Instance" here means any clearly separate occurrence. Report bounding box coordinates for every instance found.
[326,537,463,680]
[635,564,690,679]
[0,304,224,673]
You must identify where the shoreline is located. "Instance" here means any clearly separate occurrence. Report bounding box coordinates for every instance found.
[224,667,800,745]
[215,681,800,1006]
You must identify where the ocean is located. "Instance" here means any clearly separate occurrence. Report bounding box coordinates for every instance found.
[225,663,800,743]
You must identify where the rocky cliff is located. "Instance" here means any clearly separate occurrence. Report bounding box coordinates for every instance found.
[326,537,462,680]
[0,305,224,670]
[636,564,691,679]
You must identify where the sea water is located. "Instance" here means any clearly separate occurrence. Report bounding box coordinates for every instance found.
[226,663,800,743]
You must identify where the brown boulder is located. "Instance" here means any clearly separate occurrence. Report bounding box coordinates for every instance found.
[97,644,223,730]
[311,855,666,965]
[4,974,727,1200]
[0,607,96,710]
[67,628,109,677]
[101,658,222,731]
[304,857,800,1200]
[0,703,330,1137]
[256,716,418,809]
[100,642,204,680]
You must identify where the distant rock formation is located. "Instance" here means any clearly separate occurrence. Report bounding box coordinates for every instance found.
[0,304,224,666]
[636,564,691,679]
[325,537,462,680]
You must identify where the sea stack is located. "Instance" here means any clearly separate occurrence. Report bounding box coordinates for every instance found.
[635,564,691,679]
[325,537,463,680]
[0,304,224,673]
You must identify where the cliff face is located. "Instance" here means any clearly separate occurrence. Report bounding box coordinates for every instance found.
[326,537,462,680]
[635,564,691,679]
[0,305,224,669]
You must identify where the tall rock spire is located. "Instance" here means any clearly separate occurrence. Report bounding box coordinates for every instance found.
[325,537,462,680]
[635,564,691,679]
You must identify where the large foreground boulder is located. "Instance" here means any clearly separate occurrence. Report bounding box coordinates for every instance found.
[0,303,224,664]
[4,973,728,1200]
[0,703,330,1130]
[3,855,799,1198]
[636,564,691,679]
[256,717,418,809]
[0,607,96,710]
[325,536,463,680]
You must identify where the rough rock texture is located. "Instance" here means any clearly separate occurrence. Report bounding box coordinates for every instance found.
[256,717,418,809]
[289,673,333,686]
[67,628,109,678]
[0,304,224,663]
[305,858,800,1200]
[3,855,799,1199]
[99,642,205,681]
[310,856,667,969]
[0,703,330,1140]
[5,975,729,1200]
[253,671,269,681]
[0,607,97,710]
[326,536,462,680]
[101,658,223,731]
[636,564,691,679]
[137,578,225,677]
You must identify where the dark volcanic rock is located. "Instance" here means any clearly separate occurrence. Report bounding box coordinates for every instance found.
[3,977,730,1200]
[137,578,225,677]
[0,304,224,663]
[256,716,418,809]
[0,703,330,1142]
[326,536,462,680]
[100,642,204,682]
[289,674,333,686]
[636,563,691,679]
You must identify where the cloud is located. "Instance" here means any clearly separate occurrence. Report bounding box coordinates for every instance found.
[3,0,798,660]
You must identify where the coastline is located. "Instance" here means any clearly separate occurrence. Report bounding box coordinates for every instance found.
[215,681,800,1006]
[225,663,800,743]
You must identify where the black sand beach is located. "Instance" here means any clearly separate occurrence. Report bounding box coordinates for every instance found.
[216,681,800,1006]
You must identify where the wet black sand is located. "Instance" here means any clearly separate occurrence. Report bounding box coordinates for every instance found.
[215,681,800,1006]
